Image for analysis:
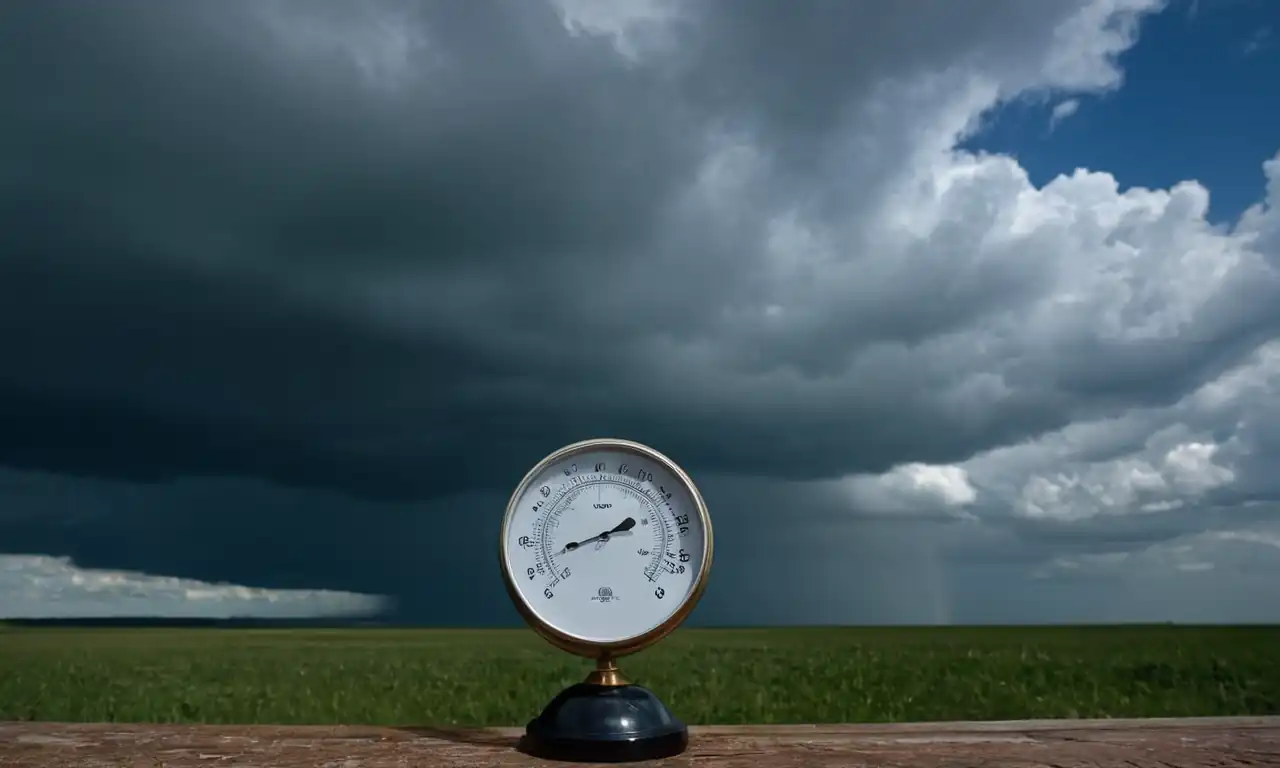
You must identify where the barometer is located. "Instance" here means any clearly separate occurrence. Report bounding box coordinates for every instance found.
[499,438,713,762]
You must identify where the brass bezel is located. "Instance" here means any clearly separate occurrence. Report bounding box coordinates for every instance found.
[499,438,715,663]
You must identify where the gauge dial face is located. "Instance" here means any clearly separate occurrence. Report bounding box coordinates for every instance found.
[501,440,710,647]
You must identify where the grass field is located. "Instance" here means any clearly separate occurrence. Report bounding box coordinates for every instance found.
[1,625,1278,726]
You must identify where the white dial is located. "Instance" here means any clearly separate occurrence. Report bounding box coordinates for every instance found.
[501,439,712,650]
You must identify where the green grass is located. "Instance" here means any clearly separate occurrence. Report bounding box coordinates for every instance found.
[1,626,1278,726]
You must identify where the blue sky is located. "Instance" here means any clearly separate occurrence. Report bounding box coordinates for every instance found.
[966,0,1277,224]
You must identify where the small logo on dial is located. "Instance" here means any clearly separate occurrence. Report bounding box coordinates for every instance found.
[592,586,618,603]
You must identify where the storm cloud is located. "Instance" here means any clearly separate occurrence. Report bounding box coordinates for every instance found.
[2,0,1279,623]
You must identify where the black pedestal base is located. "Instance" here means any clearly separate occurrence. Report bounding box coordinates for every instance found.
[521,682,688,763]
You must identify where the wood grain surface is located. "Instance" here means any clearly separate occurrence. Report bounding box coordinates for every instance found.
[3,717,1279,767]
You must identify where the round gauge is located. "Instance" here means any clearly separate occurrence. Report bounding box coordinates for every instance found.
[500,438,713,658]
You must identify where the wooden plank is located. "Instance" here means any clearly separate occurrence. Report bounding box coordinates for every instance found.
[2,717,1278,767]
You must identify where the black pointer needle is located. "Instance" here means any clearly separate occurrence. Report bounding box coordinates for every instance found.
[563,517,636,552]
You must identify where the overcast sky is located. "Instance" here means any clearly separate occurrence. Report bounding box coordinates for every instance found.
[2,0,1279,624]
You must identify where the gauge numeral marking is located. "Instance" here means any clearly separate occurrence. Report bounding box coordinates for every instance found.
[563,463,578,476]
[636,469,653,482]
[539,485,551,497]
[618,463,628,474]
[658,485,673,500]
[526,567,536,580]
[673,514,690,537]
[594,462,606,471]
[655,587,665,599]
[544,588,554,599]
[518,536,533,548]
[637,548,649,556]
[561,567,571,579]
[678,548,690,563]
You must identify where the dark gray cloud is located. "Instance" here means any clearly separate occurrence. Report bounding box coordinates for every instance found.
[3,0,1280,623]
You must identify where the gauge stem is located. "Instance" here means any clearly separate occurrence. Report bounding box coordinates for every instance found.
[584,655,630,687]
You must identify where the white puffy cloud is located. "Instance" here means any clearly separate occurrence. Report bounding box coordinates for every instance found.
[0,555,389,619]
[844,149,1280,529]
[1049,98,1082,130]
[838,463,978,518]
[1012,440,1235,522]
[962,333,1279,524]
